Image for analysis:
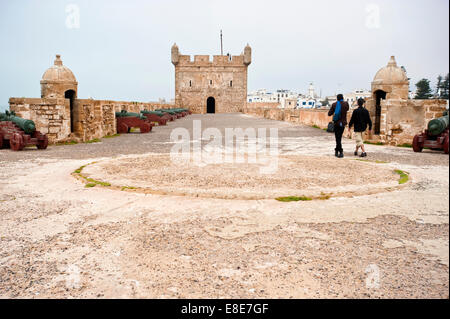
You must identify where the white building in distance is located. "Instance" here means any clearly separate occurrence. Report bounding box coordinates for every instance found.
[247,89,277,103]
[297,83,322,109]
[248,83,324,109]
[326,89,372,108]
[247,89,299,108]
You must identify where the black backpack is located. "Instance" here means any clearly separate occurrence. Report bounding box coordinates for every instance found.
[326,121,335,133]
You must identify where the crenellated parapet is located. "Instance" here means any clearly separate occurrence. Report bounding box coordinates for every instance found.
[174,54,246,67]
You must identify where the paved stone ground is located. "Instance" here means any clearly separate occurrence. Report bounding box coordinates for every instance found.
[0,114,448,298]
[2,114,448,166]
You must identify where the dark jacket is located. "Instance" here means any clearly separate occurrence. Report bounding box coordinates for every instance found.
[349,106,372,132]
[328,100,349,126]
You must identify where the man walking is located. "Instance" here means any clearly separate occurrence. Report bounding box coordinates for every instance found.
[348,98,372,157]
[328,94,349,158]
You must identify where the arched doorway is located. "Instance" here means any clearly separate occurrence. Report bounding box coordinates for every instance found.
[374,90,386,135]
[65,90,76,133]
[207,97,215,114]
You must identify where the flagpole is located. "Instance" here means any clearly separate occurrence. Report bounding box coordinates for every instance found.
[220,30,223,56]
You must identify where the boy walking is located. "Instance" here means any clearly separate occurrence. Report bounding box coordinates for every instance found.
[328,94,349,158]
[348,98,372,157]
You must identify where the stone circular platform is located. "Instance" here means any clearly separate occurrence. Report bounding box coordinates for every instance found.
[80,154,402,199]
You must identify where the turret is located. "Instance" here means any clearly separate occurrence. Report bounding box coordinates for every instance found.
[40,54,78,99]
[171,43,180,66]
[371,56,409,100]
[244,44,251,66]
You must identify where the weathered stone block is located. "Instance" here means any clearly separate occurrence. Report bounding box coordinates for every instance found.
[49,126,60,134]
[429,106,446,112]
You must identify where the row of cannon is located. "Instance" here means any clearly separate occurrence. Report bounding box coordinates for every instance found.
[0,108,190,151]
[0,111,48,151]
[115,108,191,134]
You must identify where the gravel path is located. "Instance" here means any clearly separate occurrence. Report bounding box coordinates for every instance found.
[0,113,448,298]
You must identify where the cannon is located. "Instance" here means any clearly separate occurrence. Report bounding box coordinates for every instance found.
[413,111,449,154]
[179,108,192,115]
[115,110,147,120]
[172,108,190,116]
[115,110,153,134]
[151,109,177,121]
[140,110,168,126]
[155,109,183,119]
[0,111,48,151]
[174,108,191,115]
[165,108,189,117]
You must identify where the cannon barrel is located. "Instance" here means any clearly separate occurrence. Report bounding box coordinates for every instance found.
[10,116,36,134]
[428,113,449,136]
[155,109,178,114]
[0,111,36,134]
[141,110,166,117]
[115,110,146,120]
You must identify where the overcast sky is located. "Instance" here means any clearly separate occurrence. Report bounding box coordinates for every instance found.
[0,0,448,110]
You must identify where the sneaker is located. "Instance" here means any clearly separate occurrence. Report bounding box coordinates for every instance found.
[354,151,358,156]
[335,150,339,157]
[360,152,367,158]
[338,152,344,158]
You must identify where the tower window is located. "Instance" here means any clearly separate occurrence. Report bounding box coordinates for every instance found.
[210,80,212,85]
[189,80,192,87]
[230,81,233,87]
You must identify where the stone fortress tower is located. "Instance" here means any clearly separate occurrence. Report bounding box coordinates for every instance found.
[171,43,251,114]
